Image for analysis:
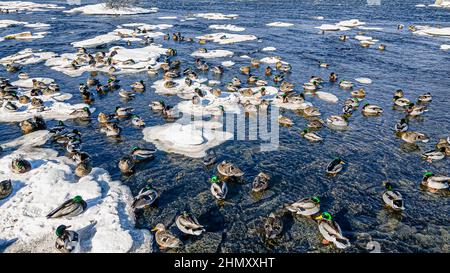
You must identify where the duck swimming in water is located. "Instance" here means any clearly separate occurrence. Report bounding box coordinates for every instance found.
[406,103,427,116]
[175,212,205,236]
[217,161,244,178]
[399,131,429,144]
[131,115,145,127]
[115,106,134,118]
[303,106,321,117]
[329,72,338,82]
[301,129,323,142]
[0,179,13,200]
[362,103,383,116]
[131,80,145,91]
[132,184,159,209]
[210,175,228,200]
[382,182,405,211]
[70,107,91,120]
[119,155,134,174]
[55,225,80,253]
[75,161,92,177]
[417,92,432,104]
[327,115,349,128]
[421,148,446,163]
[285,196,321,217]
[46,195,87,218]
[101,122,121,137]
[326,157,345,176]
[264,213,283,239]
[11,158,31,174]
[152,223,183,249]
[315,212,351,249]
[150,100,166,111]
[421,172,449,192]
[339,80,353,89]
[252,172,270,192]
[278,115,293,126]
[395,118,408,133]
[131,146,156,162]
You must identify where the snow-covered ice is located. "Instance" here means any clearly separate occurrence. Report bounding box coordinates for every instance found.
[196,33,257,44]
[191,49,233,58]
[65,4,158,15]
[209,24,245,32]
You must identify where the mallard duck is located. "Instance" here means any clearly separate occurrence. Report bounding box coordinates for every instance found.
[278,115,293,126]
[326,115,349,128]
[303,106,321,117]
[19,119,38,134]
[71,152,90,165]
[406,103,427,116]
[119,155,134,174]
[162,106,179,119]
[421,148,446,163]
[247,75,258,84]
[303,82,317,92]
[382,182,405,211]
[148,67,159,76]
[6,63,21,73]
[393,89,404,98]
[115,106,134,118]
[217,161,244,177]
[101,122,121,137]
[211,66,224,75]
[81,91,95,103]
[150,100,166,111]
[421,172,449,192]
[315,212,351,249]
[393,96,411,107]
[210,175,228,200]
[75,161,92,177]
[344,97,360,109]
[175,212,205,236]
[243,100,257,113]
[280,81,294,92]
[164,80,176,88]
[252,172,270,192]
[152,223,183,249]
[131,115,145,127]
[231,77,241,87]
[362,103,383,116]
[308,119,324,129]
[351,88,366,98]
[326,157,345,176]
[436,138,450,156]
[329,72,338,82]
[240,66,250,75]
[276,62,292,72]
[259,100,270,111]
[55,225,80,253]
[86,77,99,87]
[97,112,115,124]
[395,118,408,132]
[378,44,386,51]
[301,129,323,142]
[285,196,321,216]
[167,48,177,56]
[339,80,353,89]
[70,107,91,119]
[11,158,31,174]
[132,185,159,209]
[417,92,432,104]
[4,101,18,112]
[131,80,145,91]
[46,195,87,218]
[264,213,283,239]
[400,131,429,144]
[319,62,329,68]
[119,89,135,99]
[251,58,260,67]
[131,146,156,161]
[265,66,272,76]
[339,35,348,41]
[0,179,13,200]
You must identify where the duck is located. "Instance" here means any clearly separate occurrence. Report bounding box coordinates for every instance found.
[393,89,404,98]
[4,101,18,112]
[81,91,95,103]
[417,92,432,104]
[231,77,242,87]
[70,107,91,119]
[210,175,228,200]
[19,116,46,134]
[382,182,405,211]
[339,80,353,89]
[351,88,366,99]
[285,196,321,217]
[319,61,329,68]
[251,58,260,67]
[175,212,205,236]
[10,158,31,174]
[302,82,317,92]
[150,100,166,111]
[115,106,134,118]
[278,115,293,126]
[75,161,92,177]
[243,100,257,113]
[119,89,135,99]
[101,122,121,137]
[119,155,134,174]
[301,129,323,142]
[393,96,411,107]
[394,118,408,132]
[131,115,145,127]
[329,72,338,82]
[131,146,156,162]
[240,66,250,75]
[314,212,351,249]
[0,179,13,200]
[326,115,349,128]
[436,138,450,156]
[17,94,30,103]
[326,157,345,176]
[86,77,99,87]
[264,213,283,239]
[378,44,386,51]
[211,66,224,75]
[131,185,159,209]
[162,106,179,119]
[307,119,324,129]
[421,172,449,192]
[217,161,244,177]
[70,151,90,165]
[259,100,270,111]
[55,225,80,253]
[252,172,270,192]
[339,35,348,41]
[265,66,272,76]
[6,63,21,73]
[400,131,429,144]
[97,112,115,124]
[131,80,145,91]
[152,223,183,249]
[362,103,383,116]
[46,195,87,218]
[303,106,321,117]
[18,72,29,80]
[421,148,446,163]
[344,97,360,109]
[406,103,427,116]
[276,62,292,72]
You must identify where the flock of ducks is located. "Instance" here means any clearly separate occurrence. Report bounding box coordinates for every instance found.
[0,18,449,253]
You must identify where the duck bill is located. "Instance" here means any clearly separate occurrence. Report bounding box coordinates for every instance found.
[151,227,158,232]
[314,215,323,220]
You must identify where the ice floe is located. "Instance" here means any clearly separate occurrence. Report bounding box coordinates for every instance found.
[71,33,121,48]
[191,49,233,58]
[152,77,210,97]
[262,47,277,52]
[142,121,233,158]
[194,13,238,20]
[3,31,47,40]
[266,22,294,27]
[196,33,257,45]
[413,26,450,37]
[429,0,450,8]
[355,77,373,84]
[158,16,177,20]
[64,3,158,15]
[0,48,56,66]
[316,19,366,32]
[0,139,151,253]
[315,91,338,103]
[441,44,450,50]
[209,24,245,32]
[0,20,27,28]
[0,1,62,13]
[221,60,235,67]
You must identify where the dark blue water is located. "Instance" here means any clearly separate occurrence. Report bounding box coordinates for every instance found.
[0,0,449,252]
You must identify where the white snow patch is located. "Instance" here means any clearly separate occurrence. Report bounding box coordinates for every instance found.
[262,46,276,52]
[209,24,245,32]
[355,77,372,84]
[266,22,294,27]
[194,13,238,20]
[64,4,157,15]
[221,60,235,67]
[196,33,257,45]
[191,49,233,58]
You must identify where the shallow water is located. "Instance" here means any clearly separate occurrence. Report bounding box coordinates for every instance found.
[0,0,449,253]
